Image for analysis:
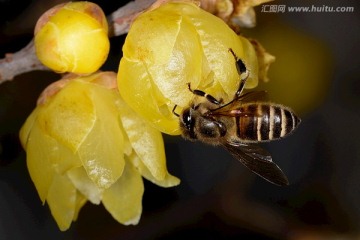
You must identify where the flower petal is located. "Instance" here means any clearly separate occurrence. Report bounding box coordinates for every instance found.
[36,80,96,153]
[67,167,103,204]
[73,191,87,221]
[117,98,170,181]
[241,35,259,85]
[19,107,40,148]
[129,152,180,188]
[118,58,180,134]
[145,16,205,107]
[184,5,259,95]
[46,173,77,231]
[102,161,144,225]
[249,38,274,82]
[48,140,82,175]
[25,121,56,203]
[22,106,82,202]
[77,82,125,189]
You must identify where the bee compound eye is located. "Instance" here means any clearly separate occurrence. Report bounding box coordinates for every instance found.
[180,108,197,139]
[181,109,193,130]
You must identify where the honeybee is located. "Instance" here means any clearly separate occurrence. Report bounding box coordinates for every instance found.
[173,48,301,186]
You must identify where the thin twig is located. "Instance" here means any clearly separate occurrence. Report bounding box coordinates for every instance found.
[108,0,156,37]
[0,39,49,83]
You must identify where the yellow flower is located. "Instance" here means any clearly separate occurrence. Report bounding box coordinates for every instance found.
[34,1,110,74]
[19,72,179,231]
[117,1,258,135]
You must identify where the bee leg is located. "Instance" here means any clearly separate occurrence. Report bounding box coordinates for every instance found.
[172,105,180,117]
[187,83,222,105]
[228,48,250,98]
[235,73,249,98]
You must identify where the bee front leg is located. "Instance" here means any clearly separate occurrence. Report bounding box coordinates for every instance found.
[228,48,250,98]
[187,83,223,105]
[172,104,180,117]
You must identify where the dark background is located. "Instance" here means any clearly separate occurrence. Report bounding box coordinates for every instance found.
[1,0,360,239]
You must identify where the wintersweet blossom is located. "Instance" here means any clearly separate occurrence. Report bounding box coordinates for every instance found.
[117,1,259,135]
[19,72,179,231]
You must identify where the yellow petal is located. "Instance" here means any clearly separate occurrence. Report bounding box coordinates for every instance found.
[73,191,87,221]
[46,173,77,231]
[120,124,133,157]
[67,167,103,204]
[37,80,96,153]
[25,121,56,203]
[102,161,144,225]
[77,82,125,189]
[128,152,180,188]
[22,105,82,202]
[117,98,170,181]
[141,15,204,107]
[184,6,259,94]
[240,35,258,88]
[48,140,82,175]
[118,58,180,134]
[19,107,40,148]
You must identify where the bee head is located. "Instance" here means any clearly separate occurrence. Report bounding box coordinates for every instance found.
[179,105,227,142]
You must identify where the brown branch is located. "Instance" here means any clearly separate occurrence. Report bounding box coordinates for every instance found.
[0,0,156,84]
[107,0,156,37]
[0,39,49,83]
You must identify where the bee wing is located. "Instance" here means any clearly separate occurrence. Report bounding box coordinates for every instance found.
[223,141,289,186]
[237,90,268,102]
[210,91,267,117]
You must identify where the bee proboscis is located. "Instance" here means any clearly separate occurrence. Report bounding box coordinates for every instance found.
[173,48,301,186]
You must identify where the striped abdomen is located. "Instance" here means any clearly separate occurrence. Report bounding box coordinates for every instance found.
[235,102,300,142]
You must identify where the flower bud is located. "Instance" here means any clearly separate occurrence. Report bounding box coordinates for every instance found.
[34,1,110,74]
[117,2,258,135]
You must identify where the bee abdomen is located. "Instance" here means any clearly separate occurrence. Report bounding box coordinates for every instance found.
[236,103,300,142]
